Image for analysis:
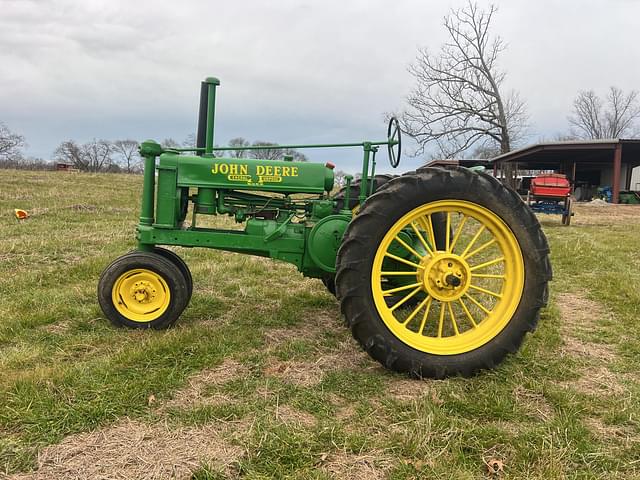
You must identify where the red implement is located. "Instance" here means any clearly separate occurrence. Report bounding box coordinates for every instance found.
[530,174,571,198]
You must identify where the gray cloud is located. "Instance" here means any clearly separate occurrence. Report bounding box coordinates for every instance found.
[1,0,638,172]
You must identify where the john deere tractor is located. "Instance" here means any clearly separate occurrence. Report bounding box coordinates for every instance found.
[98,77,551,378]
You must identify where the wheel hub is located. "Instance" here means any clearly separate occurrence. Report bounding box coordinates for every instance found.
[419,253,471,302]
[130,280,157,304]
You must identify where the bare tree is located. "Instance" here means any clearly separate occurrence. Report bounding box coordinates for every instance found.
[401,2,527,167]
[182,133,196,148]
[81,139,114,172]
[161,138,180,149]
[0,122,26,163]
[228,137,250,158]
[568,87,640,139]
[249,141,283,161]
[113,139,140,173]
[54,140,84,168]
[54,139,114,172]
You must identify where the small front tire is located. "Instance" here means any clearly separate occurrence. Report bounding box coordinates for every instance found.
[98,251,189,330]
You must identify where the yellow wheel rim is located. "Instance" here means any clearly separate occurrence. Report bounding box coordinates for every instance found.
[371,200,525,355]
[112,268,171,322]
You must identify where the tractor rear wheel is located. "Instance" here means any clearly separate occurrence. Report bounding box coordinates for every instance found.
[98,251,189,330]
[335,167,551,378]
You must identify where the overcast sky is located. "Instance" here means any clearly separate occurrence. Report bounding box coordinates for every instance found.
[1,0,639,173]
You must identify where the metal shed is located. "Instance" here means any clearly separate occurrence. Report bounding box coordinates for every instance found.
[489,139,640,203]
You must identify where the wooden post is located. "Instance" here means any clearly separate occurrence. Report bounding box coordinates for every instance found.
[612,143,622,204]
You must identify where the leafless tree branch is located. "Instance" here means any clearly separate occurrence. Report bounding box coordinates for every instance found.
[568,87,640,139]
[401,1,527,170]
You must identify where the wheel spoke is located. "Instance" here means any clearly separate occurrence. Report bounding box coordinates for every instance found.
[437,301,445,337]
[409,222,434,256]
[464,238,497,260]
[447,301,459,335]
[390,286,423,312]
[458,298,477,328]
[445,212,451,252]
[381,271,420,276]
[402,296,431,325]
[469,256,505,271]
[460,224,486,257]
[449,214,468,253]
[417,296,433,335]
[393,235,424,260]
[471,273,506,280]
[419,215,437,251]
[383,282,422,296]
[384,252,424,270]
[464,292,492,315]
[468,284,502,298]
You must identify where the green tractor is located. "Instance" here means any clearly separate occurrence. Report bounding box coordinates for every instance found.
[98,77,551,378]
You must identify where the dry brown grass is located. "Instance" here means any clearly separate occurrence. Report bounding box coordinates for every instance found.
[555,292,624,396]
[263,341,370,387]
[164,359,249,409]
[273,404,317,428]
[8,419,244,480]
[556,293,617,362]
[318,451,393,480]
[571,203,640,226]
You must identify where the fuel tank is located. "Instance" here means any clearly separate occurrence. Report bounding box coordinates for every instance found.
[159,153,334,194]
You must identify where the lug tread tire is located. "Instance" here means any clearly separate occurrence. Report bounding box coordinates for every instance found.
[335,167,552,379]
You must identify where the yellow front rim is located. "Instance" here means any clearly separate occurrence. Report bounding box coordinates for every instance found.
[112,268,171,322]
[371,200,525,355]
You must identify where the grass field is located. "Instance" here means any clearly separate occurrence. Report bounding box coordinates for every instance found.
[1,169,640,479]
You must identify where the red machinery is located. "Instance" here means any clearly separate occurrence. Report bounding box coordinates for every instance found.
[526,173,573,225]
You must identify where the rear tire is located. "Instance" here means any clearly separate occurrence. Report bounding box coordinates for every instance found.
[336,167,552,378]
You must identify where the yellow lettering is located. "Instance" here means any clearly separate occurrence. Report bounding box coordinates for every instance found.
[219,164,228,174]
[282,166,291,176]
[273,166,281,176]
[291,167,299,176]
[265,165,273,176]
[211,163,219,174]
[240,164,248,175]
[256,165,265,175]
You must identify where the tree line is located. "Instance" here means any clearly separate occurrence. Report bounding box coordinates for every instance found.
[0,132,308,173]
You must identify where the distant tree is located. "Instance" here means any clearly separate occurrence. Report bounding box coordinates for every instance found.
[182,133,196,148]
[0,122,26,163]
[161,138,180,149]
[401,2,526,184]
[81,139,114,172]
[282,148,308,162]
[113,139,140,173]
[568,87,640,139]
[471,144,501,160]
[334,169,348,187]
[249,141,283,161]
[54,140,84,169]
[228,137,250,158]
[54,139,114,172]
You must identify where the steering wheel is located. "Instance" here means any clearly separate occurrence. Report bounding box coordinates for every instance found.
[387,117,401,168]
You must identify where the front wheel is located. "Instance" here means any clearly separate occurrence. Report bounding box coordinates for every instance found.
[335,167,551,378]
[98,251,190,329]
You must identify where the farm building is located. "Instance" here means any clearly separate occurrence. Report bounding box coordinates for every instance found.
[489,139,640,204]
